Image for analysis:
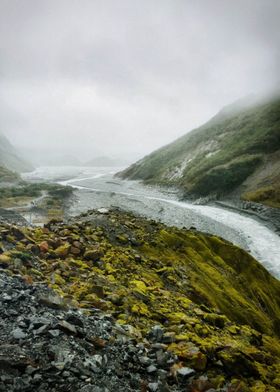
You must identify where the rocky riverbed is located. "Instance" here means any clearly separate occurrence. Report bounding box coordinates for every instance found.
[42,166,280,279]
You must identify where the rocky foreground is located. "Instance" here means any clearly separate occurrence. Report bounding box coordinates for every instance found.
[0,208,280,391]
[0,272,185,392]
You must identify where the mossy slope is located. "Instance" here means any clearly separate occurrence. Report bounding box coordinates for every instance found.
[1,209,280,390]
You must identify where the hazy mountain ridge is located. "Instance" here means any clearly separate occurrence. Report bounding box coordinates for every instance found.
[0,132,34,173]
[119,95,280,208]
[0,166,20,184]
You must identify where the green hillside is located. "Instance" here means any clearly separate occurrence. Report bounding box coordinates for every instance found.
[120,96,280,207]
[0,132,33,172]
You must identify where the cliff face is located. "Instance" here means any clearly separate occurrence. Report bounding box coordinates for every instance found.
[0,132,33,172]
[0,208,280,390]
[119,96,280,207]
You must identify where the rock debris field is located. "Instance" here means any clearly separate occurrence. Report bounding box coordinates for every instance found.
[0,272,191,392]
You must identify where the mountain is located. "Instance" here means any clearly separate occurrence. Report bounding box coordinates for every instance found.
[0,166,20,184]
[0,132,34,172]
[119,95,280,207]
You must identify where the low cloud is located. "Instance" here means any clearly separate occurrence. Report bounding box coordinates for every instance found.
[0,0,279,162]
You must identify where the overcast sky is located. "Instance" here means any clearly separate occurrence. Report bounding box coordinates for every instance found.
[0,0,279,162]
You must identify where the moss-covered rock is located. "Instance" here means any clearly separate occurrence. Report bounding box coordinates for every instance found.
[0,254,11,267]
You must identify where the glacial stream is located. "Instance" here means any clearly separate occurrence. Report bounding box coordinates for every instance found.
[23,166,280,279]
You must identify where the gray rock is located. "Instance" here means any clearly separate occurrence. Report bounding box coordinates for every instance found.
[148,382,159,391]
[147,365,157,373]
[48,329,60,337]
[97,208,109,214]
[156,350,169,367]
[29,316,50,327]
[2,293,12,301]
[92,354,103,367]
[177,367,195,377]
[58,320,77,334]
[139,356,152,366]
[80,386,103,392]
[33,373,43,382]
[83,355,103,374]
[34,324,48,335]
[149,325,164,342]
[52,361,66,371]
[12,328,26,339]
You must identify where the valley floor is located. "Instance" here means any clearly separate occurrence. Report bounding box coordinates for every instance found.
[22,166,280,280]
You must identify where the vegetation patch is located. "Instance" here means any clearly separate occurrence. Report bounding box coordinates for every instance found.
[0,183,73,209]
[191,155,262,196]
[242,185,280,208]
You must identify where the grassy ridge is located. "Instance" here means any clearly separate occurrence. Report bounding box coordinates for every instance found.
[120,96,280,205]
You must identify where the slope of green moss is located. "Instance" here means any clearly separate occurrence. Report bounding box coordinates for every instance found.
[0,209,280,389]
[120,96,280,205]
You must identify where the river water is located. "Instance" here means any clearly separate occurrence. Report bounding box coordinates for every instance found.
[23,166,280,279]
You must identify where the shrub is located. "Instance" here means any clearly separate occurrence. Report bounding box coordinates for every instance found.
[191,155,262,196]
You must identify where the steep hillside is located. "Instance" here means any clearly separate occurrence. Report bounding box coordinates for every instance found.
[0,208,280,390]
[0,132,33,172]
[0,166,20,184]
[119,96,280,207]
